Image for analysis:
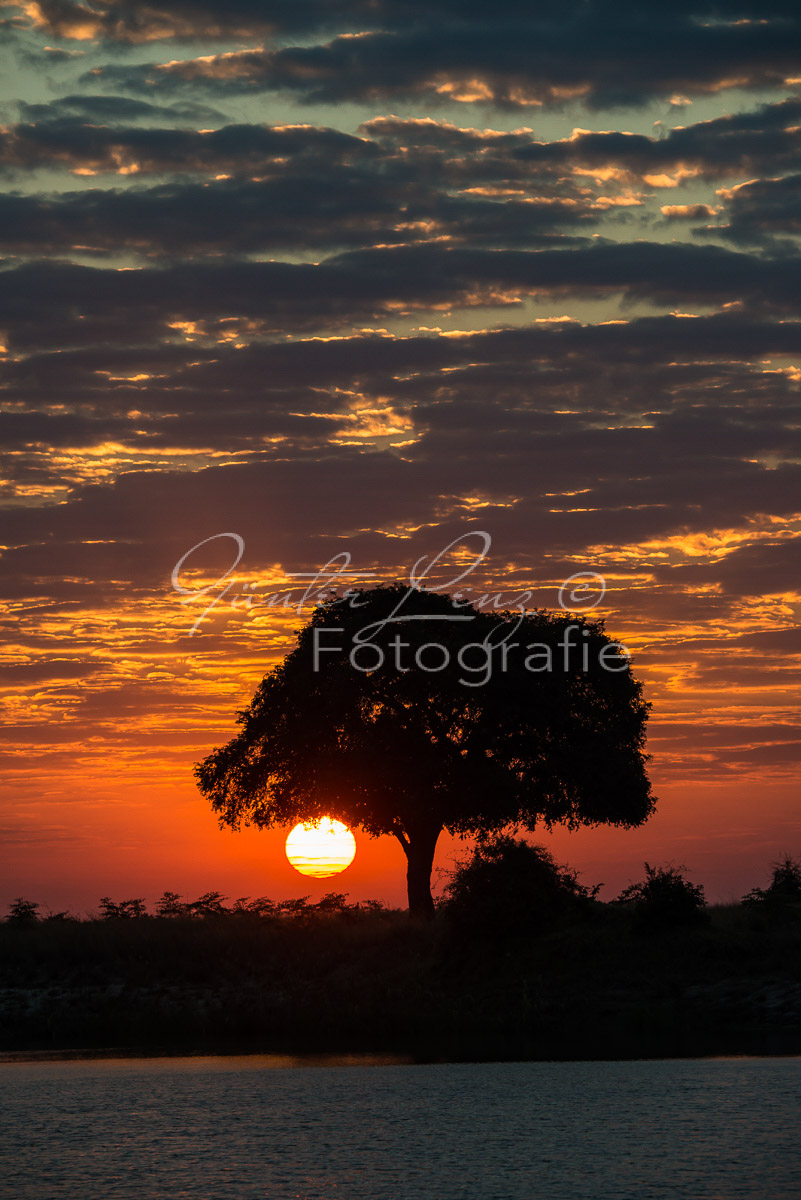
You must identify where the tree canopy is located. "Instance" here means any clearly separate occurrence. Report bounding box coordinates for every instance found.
[196,585,654,915]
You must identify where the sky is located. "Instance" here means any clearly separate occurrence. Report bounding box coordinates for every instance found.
[1,0,800,913]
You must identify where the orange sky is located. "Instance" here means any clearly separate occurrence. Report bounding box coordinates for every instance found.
[2,0,801,913]
[3,548,800,912]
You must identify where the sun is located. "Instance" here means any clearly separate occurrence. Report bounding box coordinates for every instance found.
[284,818,357,878]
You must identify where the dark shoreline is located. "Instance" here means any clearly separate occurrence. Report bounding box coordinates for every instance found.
[2,1042,801,1067]
[0,1047,415,1066]
[3,1001,800,1064]
[2,903,799,1062]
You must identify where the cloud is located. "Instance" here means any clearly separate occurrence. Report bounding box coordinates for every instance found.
[17,93,228,125]
[0,178,598,258]
[7,101,801,184]
[15,0,798,52]
[86,12,801,108]
[2,326,800,603]
[3,243,801,359]
[655,538,801,598]
[0,659,107,682]
[0,108,357,178]
[711,174,801,248]
[3,0,801,841]
[11,0,349,42]
[662,204,720,220]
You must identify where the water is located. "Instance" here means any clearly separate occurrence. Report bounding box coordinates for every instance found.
[1,1055,800,1199]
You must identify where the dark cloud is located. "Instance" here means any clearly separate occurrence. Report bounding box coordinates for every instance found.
[0,176,597,258]
[2,243,801,357]
[87,13,801,109]
[12,1,797,111]
[3,308,800,486]
[6,101,801,188]
[17,94,228,125]
[16,0,799,45]
[2,336,799,606]
[0,112,360,176]
[711,174,801,248]
[656,539,801,598]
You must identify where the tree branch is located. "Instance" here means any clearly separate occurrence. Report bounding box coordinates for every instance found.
[393,826,410,854]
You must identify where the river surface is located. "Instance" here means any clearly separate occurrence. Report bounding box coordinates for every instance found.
[1,1054,800,1199]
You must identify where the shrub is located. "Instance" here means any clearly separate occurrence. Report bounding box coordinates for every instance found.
[742,855,801,910]
[6,898,40,922]
[615,863,707,931]
[442,835,598,940]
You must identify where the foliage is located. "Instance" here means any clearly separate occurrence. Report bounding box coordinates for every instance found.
[196,586,654,915]
[2,891,384,923]
[442,836,599,939]
[99,896,148,919]
[615,863,707,931]
[742,855,801,910]
[231,896,277,917]
[154,891,188,917]
[7,898,40,922]
[186,891,229,918]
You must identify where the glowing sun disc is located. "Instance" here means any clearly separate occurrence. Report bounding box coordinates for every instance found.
[285,818,356,878]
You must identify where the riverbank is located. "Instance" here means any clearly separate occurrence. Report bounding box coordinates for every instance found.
[1,902,800,1059]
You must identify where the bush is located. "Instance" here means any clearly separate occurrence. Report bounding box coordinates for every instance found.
[442,836,598,941]
[742,855,801,910]
[6,899,39,922]
[615,863,707,931]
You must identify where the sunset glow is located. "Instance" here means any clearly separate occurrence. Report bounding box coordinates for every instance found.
[285,820,357,879]
[4,5,801,1194]
[0,0,799,918]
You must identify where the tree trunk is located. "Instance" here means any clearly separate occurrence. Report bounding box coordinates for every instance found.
[397,825,441,919]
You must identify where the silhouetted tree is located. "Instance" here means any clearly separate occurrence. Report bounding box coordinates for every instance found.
[187,891,228,917]
[7,898,39,922]
[616,863,707,930]
[155,891,188,917]
[231,896,277,917]
[276,897,311,917]
[197,586,654,917]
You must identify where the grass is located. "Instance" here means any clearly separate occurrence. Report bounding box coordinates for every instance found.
[1,899,800,1060]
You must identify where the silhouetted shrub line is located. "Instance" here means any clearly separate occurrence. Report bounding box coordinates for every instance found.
[2,852,798,1057]
[0,900,799,1059]
[6,851,801,929]
[4,892,388,923]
